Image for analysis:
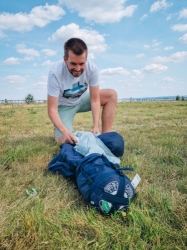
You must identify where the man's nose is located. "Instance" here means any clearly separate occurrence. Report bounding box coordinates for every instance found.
[75,65,81,71]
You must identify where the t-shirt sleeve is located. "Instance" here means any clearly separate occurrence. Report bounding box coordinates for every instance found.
[47,72,60,97]
[89,63,99,87]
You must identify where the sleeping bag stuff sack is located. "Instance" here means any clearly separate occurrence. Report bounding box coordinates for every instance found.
[76,153,136,215]
[48,144,84,178]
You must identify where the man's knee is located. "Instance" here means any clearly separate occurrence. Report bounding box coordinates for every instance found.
[100,89,117,106]
[110,89,117,102]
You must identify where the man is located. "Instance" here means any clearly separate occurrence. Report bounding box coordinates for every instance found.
[47,38,117,144]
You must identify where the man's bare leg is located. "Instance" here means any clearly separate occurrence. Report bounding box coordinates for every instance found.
[99,89,117,133]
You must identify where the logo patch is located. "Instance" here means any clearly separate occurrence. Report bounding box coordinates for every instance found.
[104,181,119,195]
[99,200,112,214]
[124,184,134,198]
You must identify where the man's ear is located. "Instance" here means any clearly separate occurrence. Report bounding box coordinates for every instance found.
[64,56,67,62]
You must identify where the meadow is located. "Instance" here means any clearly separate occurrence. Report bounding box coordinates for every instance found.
[0,101,187,250]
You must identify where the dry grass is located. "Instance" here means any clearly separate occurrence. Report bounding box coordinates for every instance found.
[0,101,187,249]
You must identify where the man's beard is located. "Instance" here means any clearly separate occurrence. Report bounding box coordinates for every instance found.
[71,69,83,77]
[67,66,84,77]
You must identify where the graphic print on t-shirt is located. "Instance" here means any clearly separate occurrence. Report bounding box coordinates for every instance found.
[63,82,88,98]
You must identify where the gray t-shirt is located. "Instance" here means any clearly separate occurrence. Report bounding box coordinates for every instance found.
[47,59,99,106]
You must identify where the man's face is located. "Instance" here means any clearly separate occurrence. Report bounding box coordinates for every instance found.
[64,50,87,77]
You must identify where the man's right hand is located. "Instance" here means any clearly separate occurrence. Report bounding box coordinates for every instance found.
[57,129,78,145]
[47,95,78,145]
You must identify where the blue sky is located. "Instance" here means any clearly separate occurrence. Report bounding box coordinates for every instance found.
[0,0,187,100]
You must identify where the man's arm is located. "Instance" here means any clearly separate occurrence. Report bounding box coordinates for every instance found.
[47,95,77,144]
[89,85,100,134]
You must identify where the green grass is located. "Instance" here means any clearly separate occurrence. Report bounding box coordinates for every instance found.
[0,101,187,250]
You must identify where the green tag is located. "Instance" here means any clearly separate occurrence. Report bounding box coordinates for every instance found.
[101,200,111,213]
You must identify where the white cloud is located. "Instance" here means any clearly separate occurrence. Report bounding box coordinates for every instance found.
[144,44,150,49]
[99,67,130,76]
[164,46,174,50]
[131,69,145,81]
[40,75,48,81]
[0,4,65,33]
[179,8,187,19]
[0,30,7,38]
[150,0,173,13]
[153,40,161,47]
[3,57,20,65]
[132,69,142,75]
[58,0,137,24]
[143,40,161,51]
[24,56,35,61]
[153,56,170,63]
[153,51,187,63]
[48,23,107,57]
[171,24,187,32]
[3,75,27,84]
[33,82,47,87]
[170,51,187,62]
[16,44,40,57]
[140,14,148,21]
[162,76,174,82]
[42,49,57,57]
[166,14,172,20]
[179,33,187,44]
[142,64,168,74]
[136,53,144,58]
[42,60,54,67]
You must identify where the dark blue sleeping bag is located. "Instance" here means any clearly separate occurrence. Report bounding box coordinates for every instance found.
[48,132,136,215]
[48,143,84,178]
[76,154,136,215]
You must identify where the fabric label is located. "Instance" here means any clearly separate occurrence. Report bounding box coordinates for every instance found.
[131,174,141,189]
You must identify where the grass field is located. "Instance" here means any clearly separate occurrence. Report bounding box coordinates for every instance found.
[0,101,187,250]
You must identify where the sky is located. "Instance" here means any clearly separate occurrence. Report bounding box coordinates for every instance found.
[0,0,187,100]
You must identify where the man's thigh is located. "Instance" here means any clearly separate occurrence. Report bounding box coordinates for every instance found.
[55,92,91,138]
[55,105,77,138]
[77,91,91,112]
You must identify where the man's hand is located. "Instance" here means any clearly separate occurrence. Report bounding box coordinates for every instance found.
[48,95,78,145]
[58,129,78,144]
[92,127,100,135]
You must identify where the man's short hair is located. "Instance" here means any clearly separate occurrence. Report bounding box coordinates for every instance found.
[64,38,88,58]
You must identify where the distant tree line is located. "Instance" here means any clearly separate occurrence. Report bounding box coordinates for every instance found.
[176,95,186,101]
[2,93,186,104]
[25,93,34,104]
[4,94,35,104]
[2,94,46,105]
